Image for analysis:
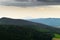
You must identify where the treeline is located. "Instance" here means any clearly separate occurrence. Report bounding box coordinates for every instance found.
[0,25,54,40]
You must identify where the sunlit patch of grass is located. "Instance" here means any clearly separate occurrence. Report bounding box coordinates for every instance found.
[53,38,60,40]
[54,34,60,38]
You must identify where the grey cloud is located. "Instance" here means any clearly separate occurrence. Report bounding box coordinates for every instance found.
[0,0,60,7]
[0,0,47,7]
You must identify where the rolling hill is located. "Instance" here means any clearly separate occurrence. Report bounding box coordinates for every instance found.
[0,17,60,34]
[29,18,60,28]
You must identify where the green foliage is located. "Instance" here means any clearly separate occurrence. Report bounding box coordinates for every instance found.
[0,25,54,40]
[54,34,60,38]
[20,25,50,32]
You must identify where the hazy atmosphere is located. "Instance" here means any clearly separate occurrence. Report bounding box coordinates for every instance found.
[0,0,60,19]
[0,5,60,19]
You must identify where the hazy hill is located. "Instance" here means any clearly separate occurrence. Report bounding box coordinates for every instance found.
[29,18,60,28]
[0,17,60,34]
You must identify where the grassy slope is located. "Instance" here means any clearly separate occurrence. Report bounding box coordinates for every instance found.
[53,38,60,40]
[54,34,60,38]
[53,34,60,40]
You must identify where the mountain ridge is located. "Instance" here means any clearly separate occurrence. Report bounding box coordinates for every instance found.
[0,17,60,34]
[29,18,60,27]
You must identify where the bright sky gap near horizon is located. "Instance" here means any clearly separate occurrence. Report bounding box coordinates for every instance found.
[0,0,60,19]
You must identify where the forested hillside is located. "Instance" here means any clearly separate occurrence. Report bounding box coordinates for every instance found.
[0,25,54,40]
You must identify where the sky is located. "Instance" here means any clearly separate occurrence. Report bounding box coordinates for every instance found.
[0,0,60,19]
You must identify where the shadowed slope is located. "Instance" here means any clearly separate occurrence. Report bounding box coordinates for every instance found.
[0,17,60,34]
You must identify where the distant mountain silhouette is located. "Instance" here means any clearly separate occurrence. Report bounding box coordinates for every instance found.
[0,17,60,34]
[29,18,60,27]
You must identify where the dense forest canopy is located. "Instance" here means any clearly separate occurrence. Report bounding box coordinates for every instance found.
[0,25,54,40]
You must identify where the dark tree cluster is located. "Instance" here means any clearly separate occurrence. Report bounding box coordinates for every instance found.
[0,25,54,40]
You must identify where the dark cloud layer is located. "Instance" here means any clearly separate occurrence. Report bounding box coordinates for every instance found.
[0,0,46,7]
[0,0,60,7]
